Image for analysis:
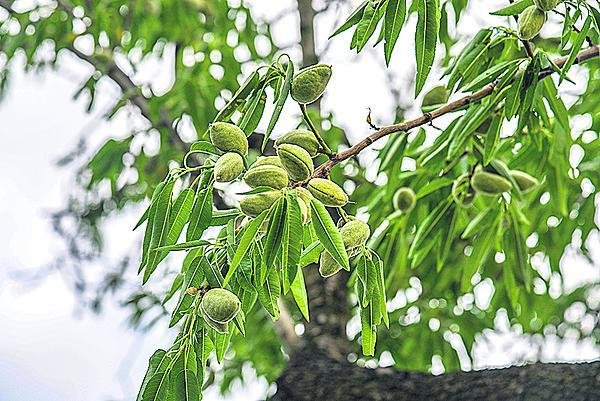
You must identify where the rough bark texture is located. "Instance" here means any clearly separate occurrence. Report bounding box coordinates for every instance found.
[273,344,600,401]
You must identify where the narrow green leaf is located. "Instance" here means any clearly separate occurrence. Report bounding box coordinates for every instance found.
[263,60,293,150]
[384,0,407,65]
[144,180,175,283]
[162,272,185,305]
[136,350,169,401]
[223,210,269,287]
[173,369,200,401]
[263,197,287,268]
[290,267,310,321]
[153,239,210,252]
[169,255,206,327]
[281,192,303,293]
[309,199,349,270]
[330,1,369,38]
[186,185,213,242]
[415,0,440,95]
[352,0,385,51]
[300,240,323,267]
[490,0,533,16]
[213,69,260,123]
[258,266,280,319]
[560,17,592,83]
[483,114,502,165]
[141,371,170,401]
[408,196,452,258]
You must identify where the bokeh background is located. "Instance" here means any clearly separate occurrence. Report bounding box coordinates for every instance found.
[0,1,598,400]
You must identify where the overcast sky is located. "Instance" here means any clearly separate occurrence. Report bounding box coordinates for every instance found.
[0,1,598,400]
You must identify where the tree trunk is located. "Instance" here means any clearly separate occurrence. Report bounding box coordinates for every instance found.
[277,2,600,401]
[272,343,600,401]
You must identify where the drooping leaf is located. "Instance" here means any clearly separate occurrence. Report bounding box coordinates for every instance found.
[383,0,407,65]
[415,0,440,95]
[309,199,349,270]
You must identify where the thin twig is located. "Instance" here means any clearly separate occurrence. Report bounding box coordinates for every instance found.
[307,45,599,180]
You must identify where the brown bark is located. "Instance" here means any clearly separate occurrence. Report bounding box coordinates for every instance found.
[272,344,600,401]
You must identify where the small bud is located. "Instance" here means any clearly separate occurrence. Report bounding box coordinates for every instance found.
[239,190,282,217]
[209,122,249,156]
[340,220,370,250]
[518,6,546,40]
[275,129,320,157]
[291,64,332,105]
[471,170,512,195]
[533,0,560,12]
[319,251,342,278]
[307,178,349,207]
[186,287,199,296]
[393,187,416,212]
[243,165,289,189]
[200,288,241,324]
[250,156,285,169]
[214,152,244,183]
[278,144,314,182]
[510,170,540,193]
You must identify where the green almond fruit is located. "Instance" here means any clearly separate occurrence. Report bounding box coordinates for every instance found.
[278,143,314,182]
[307,178,348,207]
[200,288,241,324]
[250,156,284,169]
[291,64,332,105]
[203,313,229,334]
[239,190,282,217]
[518,6,546,40]
[393,187,416,212]
[296,187,313,203]
[533,0,560,12]
[209,122,249,156]
[214,152,244,183]
[319,251,342,278]
[275,129,320,157]
[243,165,289,189]
[471,170,512,195]
[340,220,370,249]
[510,170,540,193]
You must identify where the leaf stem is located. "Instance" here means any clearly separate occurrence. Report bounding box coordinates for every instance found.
[299,103,333,157]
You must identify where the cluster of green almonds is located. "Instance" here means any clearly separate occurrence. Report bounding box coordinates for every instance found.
[320,219,371,277]
[208,121,349,219]
[210,122,249,183]
[200,288,241,333]
[391,166,538,211]
[517,0,562,40]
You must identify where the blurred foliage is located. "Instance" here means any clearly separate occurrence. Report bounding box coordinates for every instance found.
[1,0,599,398]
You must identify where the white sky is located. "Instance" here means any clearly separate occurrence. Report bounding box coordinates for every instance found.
[0,1,598,400]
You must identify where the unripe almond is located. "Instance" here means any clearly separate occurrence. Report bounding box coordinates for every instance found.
[518,6,546,40]
[250,156,285,169]
[278,144,314,182]
[203,315,229,334]
[393,187,416,212]
[471,170,512,195]
[243,165,289,189]
[209,122,248,156]
[239,190,282,217]
[275,129,320,157]
[214,152,244,183]
[340,220,370,249]
[307,178,348,207]
[200,288,241,324]
[510,170,539,193]
[533,0,560,12]
[291,64,332,105]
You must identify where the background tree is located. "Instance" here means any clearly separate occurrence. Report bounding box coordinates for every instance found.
[0,0,598,400]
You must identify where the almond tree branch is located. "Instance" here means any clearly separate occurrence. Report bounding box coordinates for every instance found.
[0,0,185,151]
[310,45,599,179]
